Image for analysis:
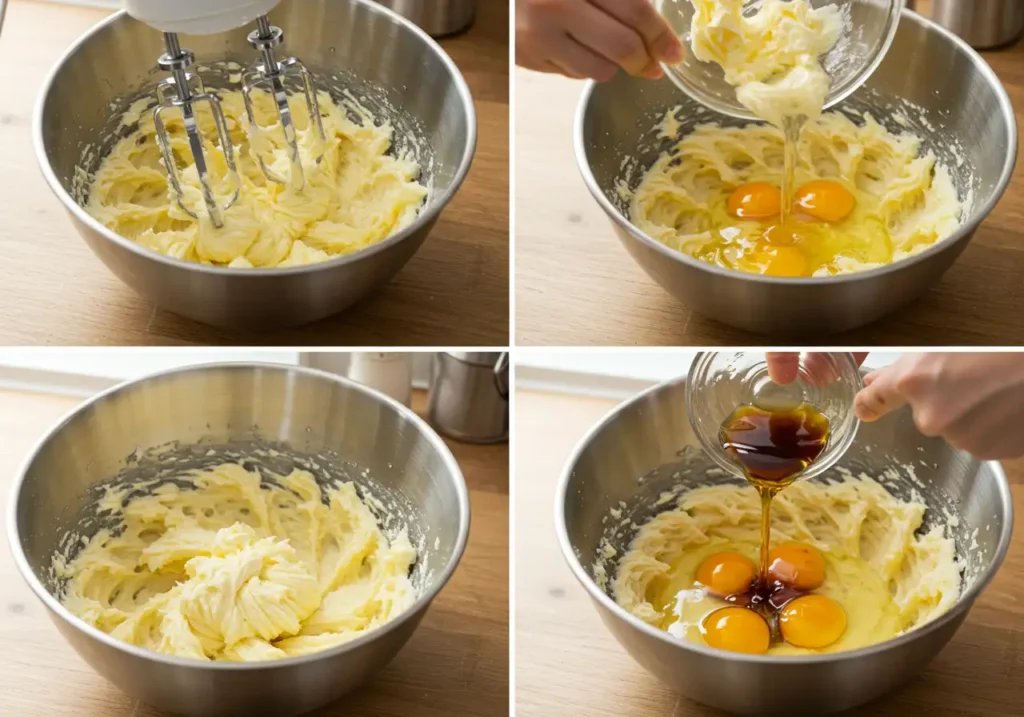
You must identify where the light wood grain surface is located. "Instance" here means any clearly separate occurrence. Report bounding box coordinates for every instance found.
[0,0,509,347]
[515,388,1024,717]
[0,386,509,716]
[515,35,1024,346]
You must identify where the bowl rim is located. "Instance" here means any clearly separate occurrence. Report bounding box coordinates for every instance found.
[6,361,473,670]
[554,372,1015,665]
[573,8,1019,287]
[32,0,478,277]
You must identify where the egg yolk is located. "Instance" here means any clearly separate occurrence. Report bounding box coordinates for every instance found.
[760,245,806,277]
[794,180,855,222]
[779,595,847,649]
[728,182,782,219]
[768,542,826,590]
[696,552,756,597]
[762,223,802,246]
[702,607,771,654]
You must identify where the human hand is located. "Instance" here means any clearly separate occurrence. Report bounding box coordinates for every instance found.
[853,352,1024,460]
[765,352,869,385]
[516,0,685,82]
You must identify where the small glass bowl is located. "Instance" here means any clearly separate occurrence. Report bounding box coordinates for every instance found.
[686,352,864,482]
[655,0,906,121]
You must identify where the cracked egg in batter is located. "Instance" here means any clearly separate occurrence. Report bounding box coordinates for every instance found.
[613,476,961,656]
[629,110,963,278]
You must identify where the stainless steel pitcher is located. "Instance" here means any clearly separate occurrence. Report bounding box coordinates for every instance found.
[372,0,476,37]
[427,352,509,443]
[908,0,1024,48]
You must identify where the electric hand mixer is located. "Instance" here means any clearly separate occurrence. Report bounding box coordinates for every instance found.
[125,0,328,227]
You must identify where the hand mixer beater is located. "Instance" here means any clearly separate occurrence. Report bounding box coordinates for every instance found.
[124,0,328,228]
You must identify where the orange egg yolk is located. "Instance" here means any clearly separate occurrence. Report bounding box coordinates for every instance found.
[779,595,847,649]
[762,222,803,246]
[794,180,856,222]
[702,607,771,654]
[696,552,756,597]
[760,245,806,277]
[727,182,782,219]
[768,543,826,590]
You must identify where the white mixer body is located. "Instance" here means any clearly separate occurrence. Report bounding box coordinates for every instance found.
[125,0,281,34]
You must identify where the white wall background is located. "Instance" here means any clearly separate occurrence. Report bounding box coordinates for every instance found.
[0,350,434,397]
[42,1,119,8]
[516,350,903,400]
[0,349,902,402]
[0,349,301,380]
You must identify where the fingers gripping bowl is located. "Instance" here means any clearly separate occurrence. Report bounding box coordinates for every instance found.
[575,10,1016,335]
[34,0,476,329]
[555,375,1012,716]
[8,364,470,717]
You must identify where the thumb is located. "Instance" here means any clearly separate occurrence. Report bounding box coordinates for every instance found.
[855,366,908,422]
[766,353,801,384]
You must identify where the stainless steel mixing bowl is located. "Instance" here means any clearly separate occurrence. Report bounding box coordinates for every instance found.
[34,0,476,329]
[575,10,1017,335]
[8,363,471,717]
[555,374,1013,716]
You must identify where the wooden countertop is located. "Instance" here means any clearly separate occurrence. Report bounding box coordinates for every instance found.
[0,386,509,716]
[0,0,508,346]
[515,35,1024,346]
[515,389,1024,717]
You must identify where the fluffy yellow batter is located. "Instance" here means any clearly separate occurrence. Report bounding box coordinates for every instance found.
[630,110,962,276]
[57,463,417,661]
[613,476,961,655]
[86,89,428,268]
[689,0,842,126]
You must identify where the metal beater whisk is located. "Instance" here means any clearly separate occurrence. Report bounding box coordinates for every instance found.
[153,32,239,228]
[242,15,328,191]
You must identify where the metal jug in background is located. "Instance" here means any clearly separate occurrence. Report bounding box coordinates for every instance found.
[908,0,1024,48]
[428,352,509,443]
[371,0,476,37]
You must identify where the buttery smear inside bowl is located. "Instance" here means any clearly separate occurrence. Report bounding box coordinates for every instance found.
[609,470,962,656]
[53,460,419,662]
[84,84,428,269]
[630,0,965,277]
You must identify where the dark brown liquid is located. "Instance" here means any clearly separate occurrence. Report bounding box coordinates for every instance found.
[719,403,830,486]
[719,403,830,590]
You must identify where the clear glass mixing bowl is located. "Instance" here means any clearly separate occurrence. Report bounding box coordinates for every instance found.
[655,0,906,121]
[686,351,864,482]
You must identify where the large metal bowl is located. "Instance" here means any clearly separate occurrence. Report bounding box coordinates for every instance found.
[575,10,1017,335]
[8,363,471,717]
[34,0,476,329]
[555,374,1013,716]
